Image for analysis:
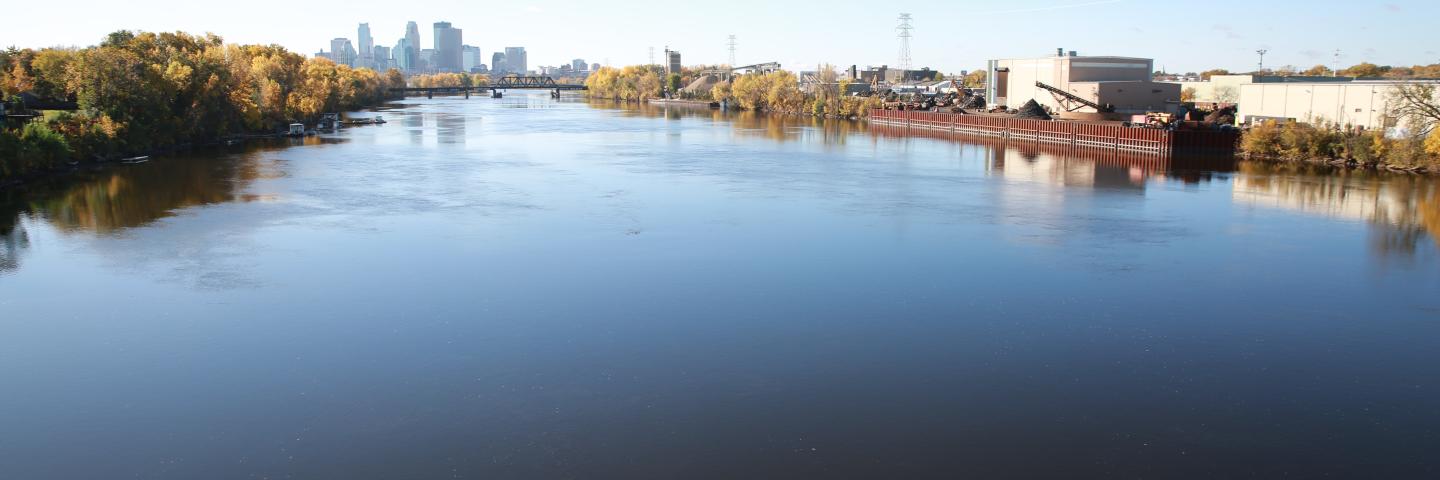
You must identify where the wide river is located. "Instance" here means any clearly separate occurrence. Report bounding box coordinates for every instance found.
[3,95,1439,478]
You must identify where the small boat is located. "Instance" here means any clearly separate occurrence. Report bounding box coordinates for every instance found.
[119,156,150,164]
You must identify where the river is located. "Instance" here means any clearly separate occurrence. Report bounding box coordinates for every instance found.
[2,94,1439,478]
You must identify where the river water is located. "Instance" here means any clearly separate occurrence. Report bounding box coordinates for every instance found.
[2,95,1439,478]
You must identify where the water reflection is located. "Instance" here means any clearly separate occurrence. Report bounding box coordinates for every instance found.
[589,99,868,146]
[1233,162,1440,256]
[0,143,300,271]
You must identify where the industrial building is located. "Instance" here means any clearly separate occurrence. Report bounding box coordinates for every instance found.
[1236,80,1440,130]
[987,51,1179,118]
[1176,74,1354,104]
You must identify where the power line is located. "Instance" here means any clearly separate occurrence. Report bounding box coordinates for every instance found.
[897,13,913,71]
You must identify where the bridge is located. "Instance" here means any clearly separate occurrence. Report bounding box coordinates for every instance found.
[389,75,586,98]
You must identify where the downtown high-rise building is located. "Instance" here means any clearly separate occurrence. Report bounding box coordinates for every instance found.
[572,59,587,72]
[462,45,482,73]
[504,47,527,75]
[373,45,392,70]
[394,38,414,71]
[357,23,373,69]
[330,38,356,67]
[432,22,463,72]
[404,21,422,71]
[492,52,506,74]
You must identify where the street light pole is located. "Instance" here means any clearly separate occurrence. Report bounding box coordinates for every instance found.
[1257,49,1268,73]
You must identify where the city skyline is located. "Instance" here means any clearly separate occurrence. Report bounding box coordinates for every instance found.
[5,0,1440,73]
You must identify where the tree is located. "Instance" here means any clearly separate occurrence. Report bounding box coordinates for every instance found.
[1200,69,1230,80]
[1181,87,1197,102]
[1215,86,1239,104]
[1388,82,1440,136]
[962,69,987,88]
[1339,62,1386,78]
[1302,64,1329,76]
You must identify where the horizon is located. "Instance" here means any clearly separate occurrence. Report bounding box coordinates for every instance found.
[6,0,1439,74]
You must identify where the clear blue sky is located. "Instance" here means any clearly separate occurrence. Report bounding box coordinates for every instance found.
[6,0,1438,73]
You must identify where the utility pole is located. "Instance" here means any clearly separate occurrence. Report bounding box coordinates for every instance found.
[727,35,737,67]
[897,13,913,72]
[1256,49,1268,73]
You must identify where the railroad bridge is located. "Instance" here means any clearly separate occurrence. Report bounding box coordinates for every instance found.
[389,75,586,99]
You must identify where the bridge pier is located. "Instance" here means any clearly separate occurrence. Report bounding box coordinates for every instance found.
[427,91,433,99]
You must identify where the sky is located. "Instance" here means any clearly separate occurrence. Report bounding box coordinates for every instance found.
[6,0,1439,73]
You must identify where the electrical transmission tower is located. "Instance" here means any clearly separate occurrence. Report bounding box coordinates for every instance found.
[896,13,913,71]
[727,35,737,67]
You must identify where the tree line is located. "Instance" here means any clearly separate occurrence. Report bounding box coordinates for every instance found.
[585,65,884,118]
[2,30,407,180]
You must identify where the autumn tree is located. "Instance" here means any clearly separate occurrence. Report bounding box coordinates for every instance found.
[1200,69,1230,80]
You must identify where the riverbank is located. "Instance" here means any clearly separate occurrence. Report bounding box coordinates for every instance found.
[2,30,405,186]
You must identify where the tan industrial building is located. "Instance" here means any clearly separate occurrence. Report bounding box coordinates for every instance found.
[1236,80,1440,130]
[987,51,1180,118]
[1175,74,1354,105]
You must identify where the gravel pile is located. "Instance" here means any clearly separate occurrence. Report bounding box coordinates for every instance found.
[1014,99,1052,120]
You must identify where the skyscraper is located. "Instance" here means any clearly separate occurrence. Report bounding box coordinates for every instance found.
[504,47,527,75]
[492,52,507,74]
[394,38,414,71]
[433,22,462,73]
[462,45,482,73]
[357,23,373,69]
[572,59,587,72]
[330,38,356,67]
[373,45,392,70]
[404,21,422,72]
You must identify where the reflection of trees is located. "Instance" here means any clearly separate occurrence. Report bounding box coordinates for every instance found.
[1233,162,1440,256]
[0,216,27,273]
[0,151,266,271]
[33,157,246,234]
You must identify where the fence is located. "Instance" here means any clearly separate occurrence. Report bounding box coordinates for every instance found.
[870,110,1238,156]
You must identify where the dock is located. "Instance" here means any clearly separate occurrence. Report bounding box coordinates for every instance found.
[869,110,1239,156]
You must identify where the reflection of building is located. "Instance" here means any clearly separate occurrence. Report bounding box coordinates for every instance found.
[987,51,1179,115]
[1232,164,1440,253]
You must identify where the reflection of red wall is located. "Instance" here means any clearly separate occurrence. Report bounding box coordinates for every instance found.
[868,122,1238,182]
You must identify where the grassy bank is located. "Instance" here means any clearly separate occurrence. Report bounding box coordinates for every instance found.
[2,31,406,183]
[1239,120,1440,173]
